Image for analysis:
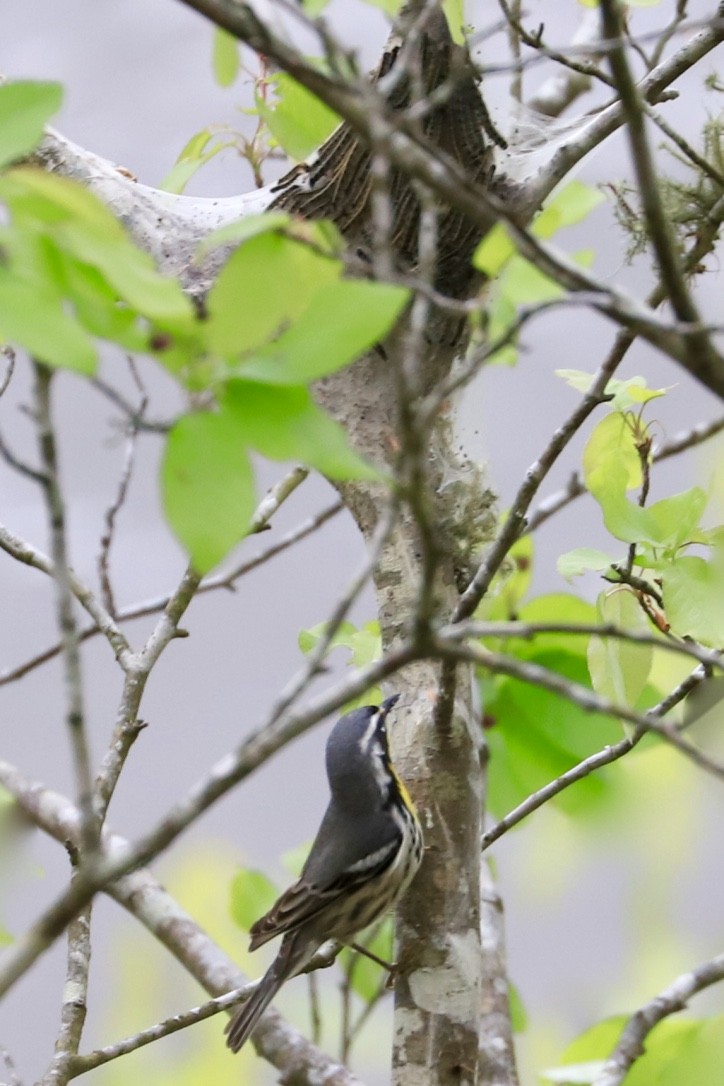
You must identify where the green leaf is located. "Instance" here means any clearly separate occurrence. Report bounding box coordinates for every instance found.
[3,168,195,325]
[223,380,382,481]
[587,587,653,717]
[473,225,516,277]
[645,488,708,549]
[662,556,724,646]
[300,619,382,668]
[257,73,339,160]
[605,376,670,409]
[508,981,528,1033]
[555,1016,628,1067]
[0,81,63,171]
[301,0,331,16]
[594,473,708,551]
[557,369,669,411]
[442,0,466,44]
[0,925,12,948]
[48,248,147,350]
[497,254,564,305]
[475,183,601,277]
[626,1016,724,1086]
[243,280,409,383]
[554,1014,724,1086]
[533,181,603,240]
[0,273,97,372]
[206,231,340,356]
[483,595,622,820]
[212,27,240,87]
[583,409,642,496]
[557,547,616,582]
[476,532,533,620]
[229,868,278,932]
[161,409,256,573]
[360,0,405,15]
[161,128,233,194]
[196,212,292,256]
[299,620,383,706]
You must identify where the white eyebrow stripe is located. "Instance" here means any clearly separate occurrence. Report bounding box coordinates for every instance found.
[359,709,381,755]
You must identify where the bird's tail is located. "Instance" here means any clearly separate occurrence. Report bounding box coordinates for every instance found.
[225,938,299,1053]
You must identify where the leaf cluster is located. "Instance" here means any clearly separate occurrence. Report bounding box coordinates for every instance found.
[0,81,410,572]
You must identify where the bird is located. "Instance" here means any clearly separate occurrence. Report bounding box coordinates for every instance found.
[225,694,423,1053]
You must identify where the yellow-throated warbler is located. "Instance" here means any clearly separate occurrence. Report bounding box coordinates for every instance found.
[226,695,423,1053]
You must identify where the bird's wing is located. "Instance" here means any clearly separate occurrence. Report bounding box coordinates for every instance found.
[248,836,400,950]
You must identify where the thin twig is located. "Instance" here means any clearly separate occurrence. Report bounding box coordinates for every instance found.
[97,363,148,618]
[599,1,706,347]
[67,943,341,1077]
[0,523,132,665]
[497,0,613,91]
[41,896,93,1086]
[0,498,341,688]
[438,637,724,779]
[0,346,16,398]
[452,359,617,622]
[481,665,709,848]
[94,465,314,819]
[442,619,723,672]
[0,640,420,999]
[32,364,98,856]
[0,759,356,1083]
[593,950,724,1086]
[528,414,724,532]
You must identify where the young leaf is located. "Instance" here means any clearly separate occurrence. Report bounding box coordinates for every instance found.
[161,128,233,194]
[196,212,292,256]
[229,868,278,931]
[583,411,642,497]
[257,73,339,160]
[212,27,240,88]
[476,532,533,621]
[483,595,622,819]
[206,231,340,357]
[442,0,466,43]
[161,409,256,573]
[473,224,516,277]
[0,81,63,171]
[298,620,383,707]
[222,380,382,481]
[557,370,669,411]
[0,274,97,372]
[587,587,653,719]
[533,181,603,239]
[662,556,724,646]
[625,1016,724,1085]
[360,0,405,15]
[3,168,195,325]
[242,279,409,384]
[557,548,616,582]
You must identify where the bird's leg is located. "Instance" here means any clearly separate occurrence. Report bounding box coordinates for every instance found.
[349,941,398,987]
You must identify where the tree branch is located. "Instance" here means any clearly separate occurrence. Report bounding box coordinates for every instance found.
[31,364,97,855]
[593,951,724,1086]
[0,761,361,1085]
[481,664,709,847]
[598,0,717,393]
